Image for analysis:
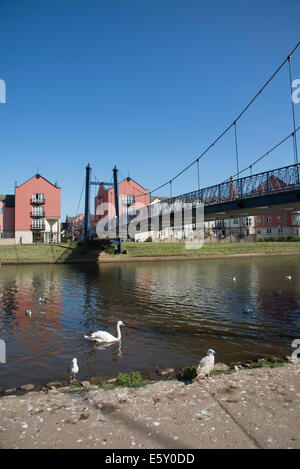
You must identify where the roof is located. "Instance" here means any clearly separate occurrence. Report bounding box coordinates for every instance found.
[0,194,15,207]
[16,173,61,189]
[150,196,169,203]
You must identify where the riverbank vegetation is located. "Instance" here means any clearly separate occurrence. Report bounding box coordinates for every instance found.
[0,241,300,263]
[117,241,300,259]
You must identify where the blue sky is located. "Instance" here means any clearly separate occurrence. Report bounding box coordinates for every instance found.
[0,0,299,219]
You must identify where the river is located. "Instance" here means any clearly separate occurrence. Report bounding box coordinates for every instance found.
[0,256,299,389]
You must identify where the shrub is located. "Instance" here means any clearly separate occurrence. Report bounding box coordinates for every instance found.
[115,371,144,388]
[175,365,197,382]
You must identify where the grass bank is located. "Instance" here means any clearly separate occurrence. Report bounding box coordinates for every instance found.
[0,242,93,263]
[106,241,300,260]
[1,241,300,264]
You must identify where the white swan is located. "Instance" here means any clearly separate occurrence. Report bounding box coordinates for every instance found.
[84,320,125,343]
[285,275,292,280]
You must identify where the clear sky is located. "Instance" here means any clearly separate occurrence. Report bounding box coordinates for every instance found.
[0,0,299,220]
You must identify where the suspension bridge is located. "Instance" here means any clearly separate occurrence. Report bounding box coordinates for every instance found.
[80,42,300,251]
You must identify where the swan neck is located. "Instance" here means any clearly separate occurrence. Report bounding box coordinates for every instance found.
[116,323,122,340]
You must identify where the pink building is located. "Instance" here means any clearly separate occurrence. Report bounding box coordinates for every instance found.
[255,211,300,238]
[0,194,15,239]
[94,176,149,222]
[15,173,61,244]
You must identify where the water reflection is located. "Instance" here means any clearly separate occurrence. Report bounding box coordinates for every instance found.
[0,257,300,389]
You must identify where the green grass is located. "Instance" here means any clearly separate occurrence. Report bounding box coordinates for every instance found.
[1,240,300,263]
[117,241,300,259]
[0,242,92,262]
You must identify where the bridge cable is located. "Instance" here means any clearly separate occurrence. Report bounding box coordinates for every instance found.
[75,179,85,217]
[234,121,240,179]
[223,126,300,182]
[134,41,300,198]
[288,55,299,165]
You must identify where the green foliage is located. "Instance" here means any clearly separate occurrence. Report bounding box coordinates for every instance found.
[175,365,197,381]
[248,360,285,369]
[115,371,151,388]
[210,369,235,376]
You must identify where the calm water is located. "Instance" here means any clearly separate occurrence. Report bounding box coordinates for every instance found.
[0,257,300,389]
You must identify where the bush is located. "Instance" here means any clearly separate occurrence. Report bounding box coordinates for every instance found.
[115,371,144,388]
[175,365,197,382]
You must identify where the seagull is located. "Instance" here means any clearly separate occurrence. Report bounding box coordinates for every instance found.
[193,349,215,383]
[70,358,79,381]
[84,320,125,344]
[243,307,253,314]
[232,276,237,282]
[25,309,32,317]
[38,297,47,303]
[285,275,292,280]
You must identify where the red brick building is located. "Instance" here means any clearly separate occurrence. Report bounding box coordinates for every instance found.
[94,176,149,222]
[15,173,61,244]
[254,211,300,238]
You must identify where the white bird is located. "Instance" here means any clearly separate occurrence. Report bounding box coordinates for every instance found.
[193,349,215,382]
[232,276,236,282]
[285,275,292,280]
[38,297,47,303]
[84,320,125,343]
[0,293,3,299]
[70,358,79,381]
[25,309,32,317]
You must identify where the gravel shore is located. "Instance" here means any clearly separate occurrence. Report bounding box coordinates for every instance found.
[0,363,299,449]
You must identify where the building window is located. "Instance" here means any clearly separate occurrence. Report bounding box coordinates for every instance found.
[123,195,135,205]
[243,217,252,226]
[267,228,272,234]
[233,229,239,235]
[0,232,3,238]
[256,218,261,224]
[32,206,45,216]
[233,218,239,224]
[278,227,283,233]
[124,206,136,215]
[32,193,45,203]
[215,219,224,228]
[277,216,283,223]
[266,217,272,223]
[32,219,45,230]
[0,207,2,214]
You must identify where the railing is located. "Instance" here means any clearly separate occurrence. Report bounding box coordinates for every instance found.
[146,163,300,217]
[30,198,45,205]
[30,224,45,231]
[30,211,45,217]
[100,163,300,233]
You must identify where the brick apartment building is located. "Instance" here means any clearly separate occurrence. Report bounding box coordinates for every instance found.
[0,173,61,244]
[94,176,149,222]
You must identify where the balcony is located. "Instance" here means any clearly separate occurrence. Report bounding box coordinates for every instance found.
[30,198,45,205]
[30,224,45,231]
[30,211,45,217]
